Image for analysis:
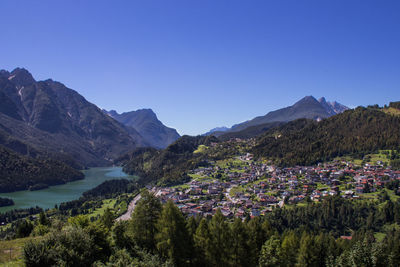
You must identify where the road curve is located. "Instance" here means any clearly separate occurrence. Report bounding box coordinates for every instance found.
[116,193,142,221]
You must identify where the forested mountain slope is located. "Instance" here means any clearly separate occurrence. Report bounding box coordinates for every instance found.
[117,135,219,186]
[0,145,84,192]
[253,106,400,166]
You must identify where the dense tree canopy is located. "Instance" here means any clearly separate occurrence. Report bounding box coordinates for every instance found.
[17,193,400,267]
[253,107,400,166]
[117,135,219,186]
[0,145,84,192]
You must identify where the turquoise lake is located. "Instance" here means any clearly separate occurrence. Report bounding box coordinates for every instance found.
[0,167,136,213]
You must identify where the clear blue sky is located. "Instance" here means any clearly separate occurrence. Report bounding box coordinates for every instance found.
[1,0,399,135]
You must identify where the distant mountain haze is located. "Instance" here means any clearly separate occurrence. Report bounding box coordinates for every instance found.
[217,121,286,141]
[209,96,349,135]
[202,126,229,136]
[104,109,180,149]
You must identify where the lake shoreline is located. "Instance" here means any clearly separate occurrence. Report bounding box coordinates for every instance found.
[0,167,136,213]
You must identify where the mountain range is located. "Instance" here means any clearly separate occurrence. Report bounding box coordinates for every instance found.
[0,69,348,167]
[105,109,180,149]
[0,67,361,192]
[0,67,183,191]
[0,68,181,166]
[120,102,400,189]
[0,68,140,167]
[209,96,349,137]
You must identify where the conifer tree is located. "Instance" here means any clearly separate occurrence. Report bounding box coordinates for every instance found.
[101,208,114,229]
[194,218,211,266]
[247,217,272,265]
[259,234,281,267]
[156,200,191,267]
[208,209,231,266]
[186,216,199,265]
[297,232,318,267]
[280,231,299,266]
[128,189,161,251]
[230,217,250,266]
[39,211,49,226]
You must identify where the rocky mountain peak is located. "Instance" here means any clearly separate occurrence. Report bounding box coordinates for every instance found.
[106,108,180,149]
[106,110,119,117]
[318,97,327,103]
[318,97,349,115]
[133,108,158,120]
[296,95,318,104]
[0,67,139,166]
[9,68,36,86]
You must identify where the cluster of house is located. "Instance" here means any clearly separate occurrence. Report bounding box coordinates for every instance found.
[153,156,400,220]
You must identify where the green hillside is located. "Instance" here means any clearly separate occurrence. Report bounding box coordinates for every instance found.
[253,106,400,166]
[117,135,219,186]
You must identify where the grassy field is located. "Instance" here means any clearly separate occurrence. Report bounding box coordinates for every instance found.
[284,201,309,209]
[361,191,380,201]
[383,107,400,117]
[384,188,400,202]
[0,260,24,267]
[316,183,329,190]
[0,224,12,234]
[171,184,190,191]
[253,178,270,185]
[194,145,208,154]
[361,189,399,203]
[337,150,393,166]
[229,185,246,197]
[188,173,203,179]
[189,173,215,184]
[374,223,400,242]
[374,232,386,242]
[87,198,117,219]
[296,202,308,208]
[216,158,248,169]
[0,237,36,265]
[366,151,391,165]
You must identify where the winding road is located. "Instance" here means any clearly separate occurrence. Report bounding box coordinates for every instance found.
[116,187,157,221]
[116,193,142,221]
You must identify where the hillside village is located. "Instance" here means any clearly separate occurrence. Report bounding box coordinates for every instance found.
[153,141,400,220]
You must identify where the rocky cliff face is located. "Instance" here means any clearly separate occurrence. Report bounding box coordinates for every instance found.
[0,68,140,167]
[318,97,349,116]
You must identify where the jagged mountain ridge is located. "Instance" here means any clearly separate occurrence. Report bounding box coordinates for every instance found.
[318,97,349,116]
[105,109,180,149]
[0,68,142,167]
